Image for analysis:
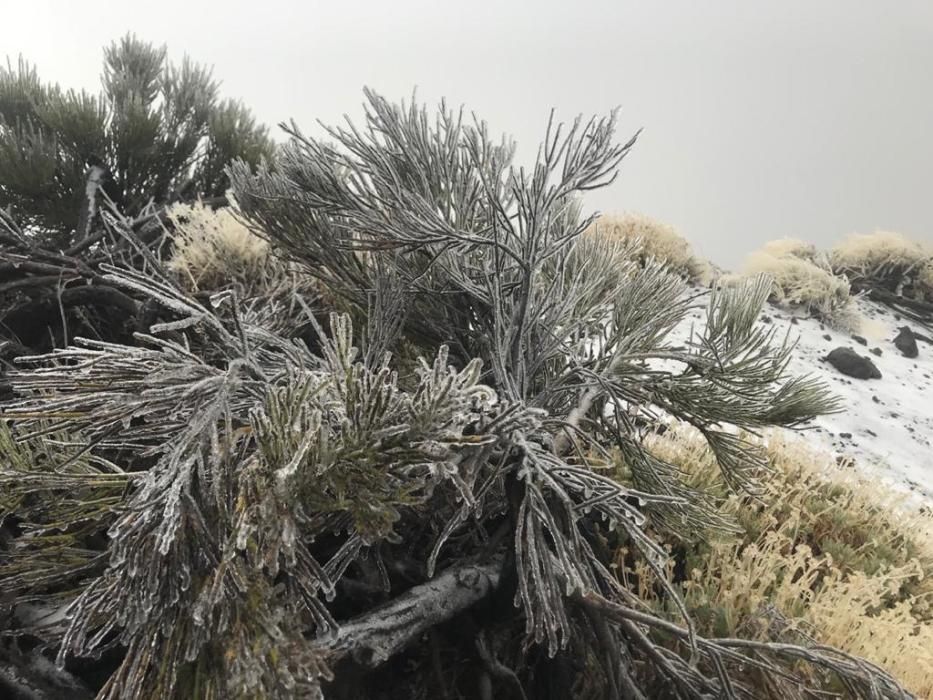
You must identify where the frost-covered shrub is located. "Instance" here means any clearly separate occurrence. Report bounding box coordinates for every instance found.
[587,212,713,285]
[760,237,820,261]
[741,244,860,331]
[0,90,905,700]
[167,200,278,294]
[831,231,933,300]
[744,250,849,310]
[165,200,323,334]
[920,259,933,294]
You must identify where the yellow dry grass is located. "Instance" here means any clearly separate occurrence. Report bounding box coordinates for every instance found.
[618,425,933,697]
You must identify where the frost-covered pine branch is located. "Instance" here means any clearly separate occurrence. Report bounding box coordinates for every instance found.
[0,90,907,699]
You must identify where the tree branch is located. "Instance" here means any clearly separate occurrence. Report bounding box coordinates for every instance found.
[318,559,501,667]
[0,644,93,700]
[573,591,911,700]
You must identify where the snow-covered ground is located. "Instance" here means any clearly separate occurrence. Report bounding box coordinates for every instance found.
[671,293,933,506]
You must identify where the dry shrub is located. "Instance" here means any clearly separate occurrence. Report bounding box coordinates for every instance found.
[617,425,933,697]
[741,244,860,332]
[921,259,933,292]
[831,231,933,300]
[587,212,713,285]
[165,200,325,335]
[761,237,820,261]
[167,200,275,294]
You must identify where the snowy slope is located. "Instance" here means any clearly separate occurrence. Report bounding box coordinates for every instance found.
[671,292,933,505]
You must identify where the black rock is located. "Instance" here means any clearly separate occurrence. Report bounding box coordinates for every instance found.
[790,317,798,325]
[852,335,868,345]
[872,395,881,403]
[870,347,883,357]
[894,326,919,358]
[839,432,852,439]
[822,334,832,341]
[825,347,882,380]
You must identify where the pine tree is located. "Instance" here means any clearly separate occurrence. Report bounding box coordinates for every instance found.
[0,35,273,364]
[0,34,272,245]
[0,90,913,699]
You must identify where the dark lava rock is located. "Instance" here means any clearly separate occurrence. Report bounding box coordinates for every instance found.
[822,334,832,341]
[894,326,919,358]
[825,347,882,379]
[872,395,881,403]
[839,432,852,439]
[852,335,868,345]
[790,317,798,325]
[870,347,883,357]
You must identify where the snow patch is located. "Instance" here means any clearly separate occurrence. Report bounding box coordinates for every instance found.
[668,293,933,507]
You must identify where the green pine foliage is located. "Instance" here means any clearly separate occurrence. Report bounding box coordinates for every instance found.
[0,35,273,246]
[0,35,275,366]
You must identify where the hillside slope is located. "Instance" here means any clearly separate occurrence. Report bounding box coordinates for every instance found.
[672,292,933,505]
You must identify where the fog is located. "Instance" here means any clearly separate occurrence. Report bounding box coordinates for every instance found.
[3,0,931,268]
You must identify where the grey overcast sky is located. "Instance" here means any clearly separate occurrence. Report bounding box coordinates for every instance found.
[2,0,931,268]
